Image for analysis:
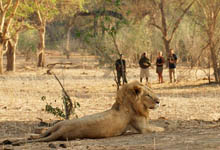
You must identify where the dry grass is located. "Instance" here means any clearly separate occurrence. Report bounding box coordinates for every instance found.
[0,54,220,149]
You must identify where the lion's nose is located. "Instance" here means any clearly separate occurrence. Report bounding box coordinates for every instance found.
[155,98,160,104]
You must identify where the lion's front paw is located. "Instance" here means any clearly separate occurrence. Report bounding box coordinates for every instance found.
[154,126,164,132]
[148,126,164,132]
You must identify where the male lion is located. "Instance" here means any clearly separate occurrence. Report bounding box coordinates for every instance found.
[15,81,164,144]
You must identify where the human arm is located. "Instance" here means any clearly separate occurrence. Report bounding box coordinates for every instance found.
[144,58,151,67]
[174,54,177,63]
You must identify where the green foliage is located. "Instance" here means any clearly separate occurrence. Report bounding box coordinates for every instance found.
[18,30,39,52]
[41,94,80,119]
[45,21,66,49]
[45,104,66,118]
[41,96,65,119]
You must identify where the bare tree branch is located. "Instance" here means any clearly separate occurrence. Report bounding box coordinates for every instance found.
[36,9,43,25]
[169,0,195,42]
[0,0,3,12]
[0,11,6,32]
[159,0,168,37]
[3,0,12,11]
[53,73,73,120]
[77,10,125,20]
[34,0,43,25]
[192,42,210,68]
[150,23,163,32]
[4,0,19,34]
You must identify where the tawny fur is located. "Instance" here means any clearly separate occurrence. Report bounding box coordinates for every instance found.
[17,81,164,143]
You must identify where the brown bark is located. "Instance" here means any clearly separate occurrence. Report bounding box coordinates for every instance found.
[209,36,220,82]
[37,26,46,67]
[6,34,18,72]
[0,44,3,74]
[65,26,71,59]
[198,0,220,83]
[35,0,46,67]
[0,0,20,74]
[6,41,15,71]
[94,15,98,37]
[64,15,78,59]
[210,48,219,82]
[77,10,124,20]
[159,0,170,64]
[0,35,7,74]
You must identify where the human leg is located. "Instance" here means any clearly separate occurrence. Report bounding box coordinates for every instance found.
[169,69,173,83]
[117,71,122,85]
[157,73,160,83]
[173,69,176,82]
[158,73,161,83]
[160,73,164,83]
[145,68,150,83]
[146,77,148,82]
[140,77,143,83]
[122,72,128,84]
[140,68,144,83]
[157,66,163,83]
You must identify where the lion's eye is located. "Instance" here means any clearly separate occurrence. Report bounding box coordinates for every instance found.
[145,94,152,98]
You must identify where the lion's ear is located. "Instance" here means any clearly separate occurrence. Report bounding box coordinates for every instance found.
[133,85,143,96]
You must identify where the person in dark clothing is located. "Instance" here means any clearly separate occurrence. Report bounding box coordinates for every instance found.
[139,52,151,83]
[156,51,165,83]
[115,54,127,85]
[167,49,177,83]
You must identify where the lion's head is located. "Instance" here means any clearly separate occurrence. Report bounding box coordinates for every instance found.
[116,81,160,116]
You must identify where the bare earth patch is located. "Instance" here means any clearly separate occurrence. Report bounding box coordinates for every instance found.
[0,55,220,150]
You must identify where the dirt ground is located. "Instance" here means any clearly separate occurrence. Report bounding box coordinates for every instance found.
[1,53,220,150]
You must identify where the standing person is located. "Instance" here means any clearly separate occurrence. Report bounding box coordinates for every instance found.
[156,51,165,83]
[139,52,151,83]
[167,49,177,83]
[115,54,127,86]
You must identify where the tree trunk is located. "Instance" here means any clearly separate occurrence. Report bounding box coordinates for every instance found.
[65,26,71,59]
[210,46,220,83]
[163,38,171,67]
[0,44,3,74]
[37,26,46,67]
[6,40,16,72]
[160,0,170,66]
[94,15,98,36]
[207,20,220,83]
[162,37,170,57]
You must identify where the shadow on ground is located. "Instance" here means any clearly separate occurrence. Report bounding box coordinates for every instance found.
[1,119,220,150]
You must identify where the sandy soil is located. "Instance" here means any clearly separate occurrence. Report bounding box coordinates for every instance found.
[0,54,220,150]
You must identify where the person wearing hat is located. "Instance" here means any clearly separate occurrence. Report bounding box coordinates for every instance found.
[139,52,151,83]
[115,54,127,86]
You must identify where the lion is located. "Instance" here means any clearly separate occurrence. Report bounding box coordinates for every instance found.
[14,81,164,144]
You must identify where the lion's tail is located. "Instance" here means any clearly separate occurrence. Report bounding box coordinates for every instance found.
[12,124,62,145]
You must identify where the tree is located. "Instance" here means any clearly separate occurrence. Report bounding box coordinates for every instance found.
[26,0,59,67]
[194,0,220,83]
[149,0,195,58]
[0,0,20,74]
[6,2,32,72]
[6,28,19,72]
[56,0,85,59]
